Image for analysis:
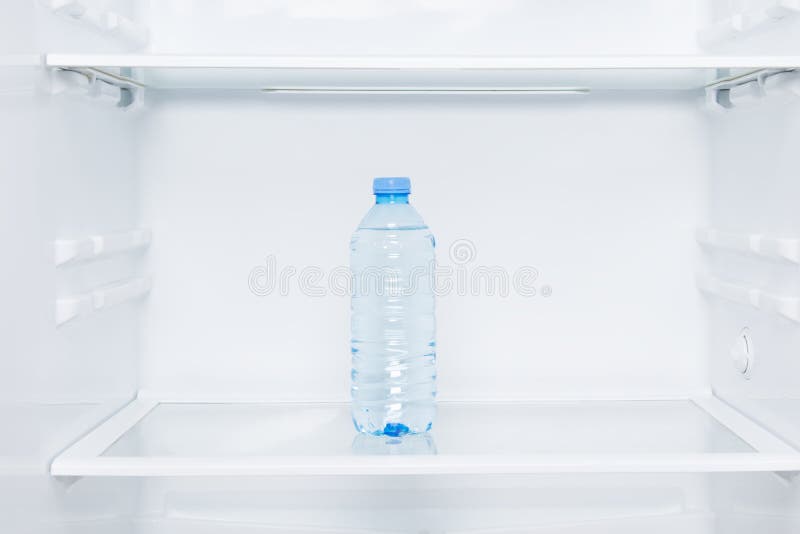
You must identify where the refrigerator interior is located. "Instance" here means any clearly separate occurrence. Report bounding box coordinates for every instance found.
[2,1,800,532]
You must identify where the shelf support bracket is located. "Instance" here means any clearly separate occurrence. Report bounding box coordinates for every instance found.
[695,396,800,482]
[706,68,799,110]
[50,66,145,108]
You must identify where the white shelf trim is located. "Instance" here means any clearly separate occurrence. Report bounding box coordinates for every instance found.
[53,398,157,463]
[692,396,797,454]
[696,227,800,264]
[50,396,800,478]
[55,276,152,326]
[698,275,800,323]
[54,228,151,266]
[44,54,800,71]
[51,452,800,478]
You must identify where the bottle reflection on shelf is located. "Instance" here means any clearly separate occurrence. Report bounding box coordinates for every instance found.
[351,432,438,456]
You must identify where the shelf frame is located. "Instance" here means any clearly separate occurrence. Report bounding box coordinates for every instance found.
[42,54,800,92]
[50,395,800,478]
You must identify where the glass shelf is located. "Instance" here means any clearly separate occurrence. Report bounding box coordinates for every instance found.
[44,54,800,92]
[50,396,800,477]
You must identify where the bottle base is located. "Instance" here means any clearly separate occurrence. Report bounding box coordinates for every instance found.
[353,420,433,437]
[351,401,436,436]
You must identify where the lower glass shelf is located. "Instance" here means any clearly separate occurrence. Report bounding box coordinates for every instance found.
[50,397,800,477]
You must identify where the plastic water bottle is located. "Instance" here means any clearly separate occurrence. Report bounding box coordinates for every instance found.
[350,177,436,436]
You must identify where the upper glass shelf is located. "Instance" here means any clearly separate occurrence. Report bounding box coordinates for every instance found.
[44,54,800,92]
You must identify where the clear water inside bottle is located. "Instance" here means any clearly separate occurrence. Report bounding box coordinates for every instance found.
[350,180,436,436]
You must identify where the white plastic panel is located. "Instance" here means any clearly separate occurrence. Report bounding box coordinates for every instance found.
[131,474,714,534]
[705,28,800,529]
[134,513,715,534]
[143,0,704,56]
[0,2,144,533]
[137,90,708,401]
[707,73,800,398]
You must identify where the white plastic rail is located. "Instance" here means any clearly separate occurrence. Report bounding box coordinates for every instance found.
[54,229,151,266]
[699,0,800,46]
[44,1,149,48]
[698,275,800,323]
[55,276,151,326]
[697,228,800,264]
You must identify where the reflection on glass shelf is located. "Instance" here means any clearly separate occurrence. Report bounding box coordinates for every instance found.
[352,433,437,456]
[103,400,751,458]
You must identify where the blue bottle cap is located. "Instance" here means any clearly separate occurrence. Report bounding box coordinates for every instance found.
[373,177,411,195]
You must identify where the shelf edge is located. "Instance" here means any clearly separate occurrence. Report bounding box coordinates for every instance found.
[44,54,800,70]
[51,452,800,477]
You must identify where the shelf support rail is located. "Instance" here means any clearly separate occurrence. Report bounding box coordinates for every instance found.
[49,64,145,108]
[698,0,800,46]
[51,397,158,478]
[44,1,150,48]
[698,274,800,323]
[55,276,152,326]
[694,395,800,481]
[54,228,151,266]
[696,227,800,264]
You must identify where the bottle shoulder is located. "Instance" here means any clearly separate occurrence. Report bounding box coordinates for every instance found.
[357,203,428,230]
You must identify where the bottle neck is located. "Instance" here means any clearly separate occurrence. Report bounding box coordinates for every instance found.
[375,193,409,204]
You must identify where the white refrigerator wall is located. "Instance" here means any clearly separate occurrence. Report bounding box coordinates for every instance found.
[1,1,144,533]
[142,0,703,56]
[141,0,800,57]
[132,474,716,534]
[137,91,709,401]
[707,88,800,448]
